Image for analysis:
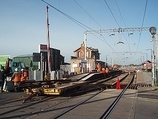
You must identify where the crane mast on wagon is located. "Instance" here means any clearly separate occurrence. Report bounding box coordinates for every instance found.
[46,6,51,77]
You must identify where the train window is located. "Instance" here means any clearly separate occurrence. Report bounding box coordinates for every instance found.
[20,62,25,69]
[12,62,18,67]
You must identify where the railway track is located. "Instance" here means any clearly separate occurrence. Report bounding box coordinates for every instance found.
[99,73,134,119]
[48,72,135,119]
[0,71,135,119]
[0,94,58,119]
[0,90,107,119]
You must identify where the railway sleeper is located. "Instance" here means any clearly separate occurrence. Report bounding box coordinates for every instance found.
[23,87,43,103]
[102,83,152,90]
[128,83,152,90]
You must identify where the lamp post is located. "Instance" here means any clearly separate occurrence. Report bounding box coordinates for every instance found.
[143,53,148,61]
[146,49,152,62]
[141,55,144,63]
[149,26,157,86]
[106,55,109,66]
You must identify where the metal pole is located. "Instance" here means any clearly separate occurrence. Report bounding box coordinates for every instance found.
[153,36,156,85]
[106,55,108,63]
[143,53,148,61]
[106,55,109,66]
[40,53,43,80]
[146,49,152,62]
[151,35,156,86]
[146,53,148,61]
[150,49,152,61]
[84,33,87,73]
[149,27,157,86]
[152,40,155,86]
[84,33,87,61]
[46,6,51,75]
[155,37,158,84]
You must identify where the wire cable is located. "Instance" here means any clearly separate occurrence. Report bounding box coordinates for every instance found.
[73,0,103,29]
[41,0,119,56]
[103,0,120,27]
[41,0,92,30]
[73,0,118,52]
[115,0,131,50]
[136,0,148,52]
[103,0,130,53]
[115,0,126,27]
[115,0,130,50]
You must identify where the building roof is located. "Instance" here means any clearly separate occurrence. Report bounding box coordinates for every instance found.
[14,54,33,58]
[87,47,98,51]
[74,44,99,52]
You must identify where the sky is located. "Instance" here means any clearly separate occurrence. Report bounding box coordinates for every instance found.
[0,0,158,65]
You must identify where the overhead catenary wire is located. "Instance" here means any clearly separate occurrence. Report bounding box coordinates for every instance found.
[73,0,103,29]
[114,0,131,51]
[103,0,120,28]
[103,0,130,50]
[99,34,118,54]
[136,0,148,52]
[41,0,117,54]
[73,0,118,53]
[115,0,126,27]
[41,0,146,62]
[41,0,92,30]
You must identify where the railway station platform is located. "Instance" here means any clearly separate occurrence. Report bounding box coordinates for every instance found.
[107,70,158,119]
[136,69,152,84]
[133,70,158,119]
[58,70,158,119]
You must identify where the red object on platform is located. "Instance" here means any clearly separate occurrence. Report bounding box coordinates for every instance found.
[116,77,121,89]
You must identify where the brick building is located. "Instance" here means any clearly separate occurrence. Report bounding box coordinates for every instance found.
[71,42,104,73]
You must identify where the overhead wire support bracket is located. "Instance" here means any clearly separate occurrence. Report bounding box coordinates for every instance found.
[84,27,150,35]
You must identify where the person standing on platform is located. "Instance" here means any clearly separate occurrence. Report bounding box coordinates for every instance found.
[20,69,28,82]
[0,66,5,92]
[105,67,109,75]
[97,63,101,72]
[11,68,21,89]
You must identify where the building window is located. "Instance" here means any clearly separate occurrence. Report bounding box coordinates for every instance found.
[86,51,88,58]
[79,52,81,57]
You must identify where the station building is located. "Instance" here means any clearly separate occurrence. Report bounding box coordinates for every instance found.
[70,42,105,74]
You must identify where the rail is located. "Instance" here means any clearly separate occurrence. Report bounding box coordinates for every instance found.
[99,72,135,119]
[50,90,104,119]
[0,72,135,119]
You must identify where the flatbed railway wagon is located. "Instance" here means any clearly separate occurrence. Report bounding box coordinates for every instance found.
[24,80,88,95]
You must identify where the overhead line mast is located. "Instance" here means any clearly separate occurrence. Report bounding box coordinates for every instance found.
[83,27,150,66]
[84,27,150,52]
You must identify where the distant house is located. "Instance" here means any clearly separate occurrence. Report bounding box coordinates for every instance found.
[142,60,152,72]
[71,42,104,73]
